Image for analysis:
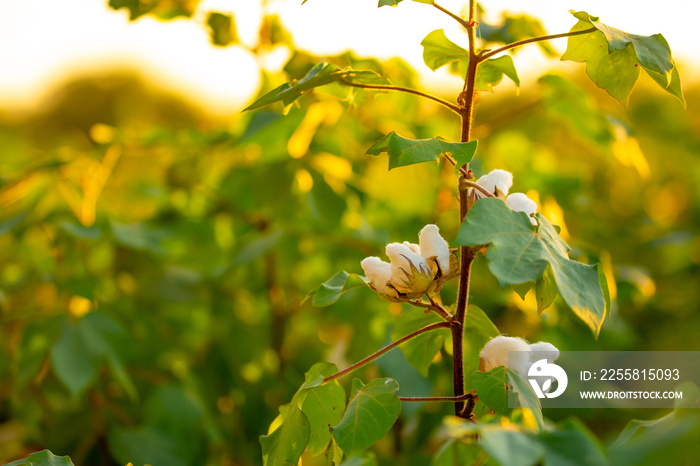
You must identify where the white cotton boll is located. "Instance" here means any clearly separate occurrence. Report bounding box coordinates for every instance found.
[480,335,531,374]
[402,241,421,255]
[418,224,450,275]
[506,193,538,225]
[476,169,513,195]
[360,256,396,297]
[385,242,433,292]
[528,341,560,363]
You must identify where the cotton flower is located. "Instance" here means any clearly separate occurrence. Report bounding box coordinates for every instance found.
[361,257,397,298]
[386,242,435,295]
[402,241,421,255]
[476,169,513,196]
[418,224,450,276]
[506,193,538,225]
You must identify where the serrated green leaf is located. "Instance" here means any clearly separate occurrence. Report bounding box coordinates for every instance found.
[261,405,311,466]
[245,64,390,111]
[535,266,558,315]
[391,307,450,377]
[298,364,346,455]
[455,198,606,337]
[366,131,477,170]
[507,369,544,432]
[332,378,401,455]
[471,367,510,415]
[476,55,520,92]
[4,450,75,466]
[421,29,468,71]
[304,271,369,307]
[480,427,544,466]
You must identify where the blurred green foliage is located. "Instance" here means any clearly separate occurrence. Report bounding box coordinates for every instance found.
[2,3,700,466]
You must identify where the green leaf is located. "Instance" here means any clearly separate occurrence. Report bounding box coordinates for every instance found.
[234,230,284,265]
[539,419,608,466]
[455,198,606,337]
[50,313,135,398]
[0,212,26,236]
[480,427,544,466]
[645,65,686,108]
[244,64,390,111]
[58,221,101,240]
[535,266,558,314]
[207,12,238,47]
[304,271,369,307]
[298,367,346,455]
[108,426,186,466]
[471,367,510,415]
[4,450,75,466]
[421,30,468,71]
[563,11,683,107]
[432,439,482,466]
[366,131,477,170]
[391,307,450,377]
[464,305,500,341]
[481,14,556,57]
[261,405,311,466]
[476,56,520,92]
[512,282,533,300]
[308,174,347,227]
[507,369,544,432]
[378,0,402,5]
[561,19,639,106]
[332,378,401,455]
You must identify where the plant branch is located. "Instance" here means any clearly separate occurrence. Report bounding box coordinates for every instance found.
[460,180,495,198]
[399,393,474,402]
[339,78,460,114]
[479,27,597,61]
[408,299,453,321]
[323,321,451,383]
[432,2,470,30]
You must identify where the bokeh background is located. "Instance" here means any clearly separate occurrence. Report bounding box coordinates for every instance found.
[1,0,699,465]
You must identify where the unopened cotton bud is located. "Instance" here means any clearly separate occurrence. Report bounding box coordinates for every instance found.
[477,169,514,196]
[402,241,421,255]
[386,242,434,294]
[506,193,538,225]
[480,335,531,375]
[360,256,397,297]
[418,224,450,276]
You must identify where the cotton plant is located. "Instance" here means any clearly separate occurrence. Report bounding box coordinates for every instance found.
[246,0,684,462]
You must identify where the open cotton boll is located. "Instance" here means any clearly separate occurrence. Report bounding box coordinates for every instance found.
[528,341,560,363]
[480,335,531,375]
[418,224,450,275]
[386,242,434,293]
[360,256,397,297]
[506,193,538,225]
[476,169,513,196]
[402,241,421,255]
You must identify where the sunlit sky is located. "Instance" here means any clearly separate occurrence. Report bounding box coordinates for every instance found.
[1,0,698,116]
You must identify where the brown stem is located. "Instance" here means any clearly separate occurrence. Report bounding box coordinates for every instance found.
[323,321,451,383]
[460,180,495,198]
[479,27,597,62]
[408,299,453,321]
[451,0,479,419]
[339,78,460,114]
[399,393,474,402]
[432,2,470,30]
